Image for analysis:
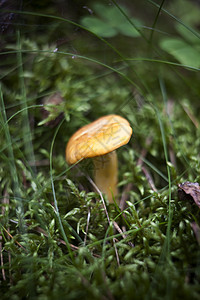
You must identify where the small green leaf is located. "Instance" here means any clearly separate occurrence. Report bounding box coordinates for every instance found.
[160,38,200,68]
[81,16,117,37]
[94,3,130,25]
[64,208,80,219]
[80,3,143,38]
[118,18,141,37]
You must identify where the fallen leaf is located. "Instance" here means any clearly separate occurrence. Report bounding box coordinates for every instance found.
[178,181,200,208]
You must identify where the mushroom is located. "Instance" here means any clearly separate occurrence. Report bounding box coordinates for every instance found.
[66,114,132,203]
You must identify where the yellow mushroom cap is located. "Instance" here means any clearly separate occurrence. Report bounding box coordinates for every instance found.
[66,114,132,165]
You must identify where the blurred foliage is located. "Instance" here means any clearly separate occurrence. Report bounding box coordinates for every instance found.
[0,0,200,299]
[80,2,143,38]
[159,23,200,68]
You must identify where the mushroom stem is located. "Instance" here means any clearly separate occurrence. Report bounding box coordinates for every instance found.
[93,151,118,203]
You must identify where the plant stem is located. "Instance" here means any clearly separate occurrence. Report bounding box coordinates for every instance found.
[93,151,118,203]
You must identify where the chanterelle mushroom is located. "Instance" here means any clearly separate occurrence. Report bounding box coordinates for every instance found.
[66,114,132,203]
